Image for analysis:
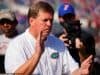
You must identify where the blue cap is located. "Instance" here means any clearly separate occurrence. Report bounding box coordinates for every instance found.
[58,3,75,17]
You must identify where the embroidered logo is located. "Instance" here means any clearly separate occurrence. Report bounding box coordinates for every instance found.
[51,52,59,59]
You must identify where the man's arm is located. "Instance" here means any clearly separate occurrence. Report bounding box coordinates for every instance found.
[15,31,45,75]
[15,52,42,75]
[72,55,93,75]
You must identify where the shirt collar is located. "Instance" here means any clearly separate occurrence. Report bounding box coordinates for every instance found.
[25,28,36,43]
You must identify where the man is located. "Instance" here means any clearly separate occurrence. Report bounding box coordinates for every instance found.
[5,1,92,75]
[0,9,18,54]
[57,3,100,75]
[58,3,96,64]
[0,9,18,73]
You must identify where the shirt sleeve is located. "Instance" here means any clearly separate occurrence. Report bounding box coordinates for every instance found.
[62,47,79,74]
[5,41,26,73]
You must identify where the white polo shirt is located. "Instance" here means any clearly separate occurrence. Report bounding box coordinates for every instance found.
[5,29,79,75]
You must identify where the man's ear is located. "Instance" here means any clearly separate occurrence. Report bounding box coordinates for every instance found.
[29,17,36,26]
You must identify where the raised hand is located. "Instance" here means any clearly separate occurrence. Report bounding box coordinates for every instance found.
[59,33,69,46]
[35,31,45,55]
[79,55,93,75]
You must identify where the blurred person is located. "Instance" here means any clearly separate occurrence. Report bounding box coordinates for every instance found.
[15,11,28,34]
[0,9,18,73]
[57,2,96,64]
[57,3,100,75]
[5,1,93,75]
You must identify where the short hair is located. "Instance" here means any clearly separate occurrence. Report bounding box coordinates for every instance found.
[27,1,54,21]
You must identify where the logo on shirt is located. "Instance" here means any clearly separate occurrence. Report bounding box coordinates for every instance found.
[51,52,59,59]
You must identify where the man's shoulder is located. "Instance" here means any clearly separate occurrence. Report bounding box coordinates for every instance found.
[81,29,95,55]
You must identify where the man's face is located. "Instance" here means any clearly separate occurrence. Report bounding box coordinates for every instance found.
[30,10,53,39]
[59,13,75,24]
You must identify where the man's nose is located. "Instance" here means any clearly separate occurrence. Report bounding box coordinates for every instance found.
[46,20,52,26]
[4,24,11,28]
[4,24,8,26]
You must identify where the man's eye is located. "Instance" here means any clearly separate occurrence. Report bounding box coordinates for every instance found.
[43,19,53,23]
[43,19,48,22]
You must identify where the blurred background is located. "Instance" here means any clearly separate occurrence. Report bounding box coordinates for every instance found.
[0,0,100,57]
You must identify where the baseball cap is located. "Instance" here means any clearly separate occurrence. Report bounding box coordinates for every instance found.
[0,9,18,24]
[58,3,75,17]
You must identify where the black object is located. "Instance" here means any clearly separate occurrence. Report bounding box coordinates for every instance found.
[61,20,81,48]
[0,55,5,73]
[60,20,81,65]
[60,20,96,65]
